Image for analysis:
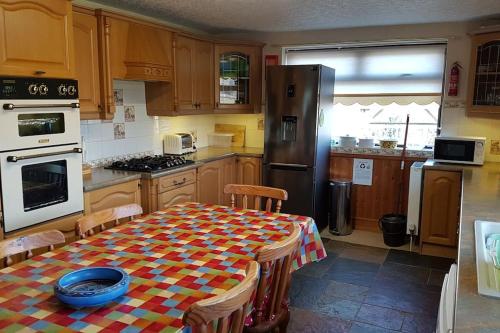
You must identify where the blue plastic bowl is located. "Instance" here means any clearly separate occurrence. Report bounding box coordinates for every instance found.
[54,267,129,308]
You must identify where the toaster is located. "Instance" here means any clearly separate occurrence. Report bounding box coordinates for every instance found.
[163,133,196,155]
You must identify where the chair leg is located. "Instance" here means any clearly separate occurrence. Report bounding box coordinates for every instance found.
[278,309,290,333]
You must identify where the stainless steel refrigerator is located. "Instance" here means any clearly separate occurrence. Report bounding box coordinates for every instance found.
[263,65,335,230]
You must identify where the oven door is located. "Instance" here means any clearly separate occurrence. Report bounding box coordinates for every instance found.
[0,99,80,151]
[0,144,83,232]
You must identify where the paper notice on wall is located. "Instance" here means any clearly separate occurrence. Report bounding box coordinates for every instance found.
[353,159,373,186]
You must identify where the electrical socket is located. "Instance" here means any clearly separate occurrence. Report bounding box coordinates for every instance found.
[257,118,264,130]
[491,140,500,155]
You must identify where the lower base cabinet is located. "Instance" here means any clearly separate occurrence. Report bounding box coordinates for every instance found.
[84,179,142,214]
[141,169,197,213]
[420,169,462,258]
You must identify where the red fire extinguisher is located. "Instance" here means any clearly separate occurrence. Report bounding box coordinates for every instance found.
[448,62,462,96]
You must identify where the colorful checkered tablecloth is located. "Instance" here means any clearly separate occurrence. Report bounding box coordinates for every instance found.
[0,203,326,333]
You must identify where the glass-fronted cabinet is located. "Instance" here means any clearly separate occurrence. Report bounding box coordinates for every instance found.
[214,44,262,113]
[467,32,500,115]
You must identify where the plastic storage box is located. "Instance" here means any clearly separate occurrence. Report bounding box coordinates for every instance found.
[208,133,234,147]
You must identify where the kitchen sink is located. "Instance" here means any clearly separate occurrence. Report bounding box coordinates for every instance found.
[475,220,500,298]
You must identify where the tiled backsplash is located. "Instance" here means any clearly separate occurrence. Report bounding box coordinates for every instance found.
[81,80,265,165]
[80,80,161,165]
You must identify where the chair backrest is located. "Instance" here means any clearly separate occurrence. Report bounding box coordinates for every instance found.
[223,184,288,213]
[251,223,301,329]
[183,261,260,333]
[76,203,143,238]
[0,230,65,266]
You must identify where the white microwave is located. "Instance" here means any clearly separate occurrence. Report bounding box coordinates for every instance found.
[163,133,196,155]
[434,136,486,165]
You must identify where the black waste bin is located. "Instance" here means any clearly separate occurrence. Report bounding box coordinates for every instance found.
[328,179,352,236]
[379,214,407,247]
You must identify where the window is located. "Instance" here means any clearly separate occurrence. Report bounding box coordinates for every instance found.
[285,42,447,149]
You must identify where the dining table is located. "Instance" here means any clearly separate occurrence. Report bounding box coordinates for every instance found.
[0,202,327,333]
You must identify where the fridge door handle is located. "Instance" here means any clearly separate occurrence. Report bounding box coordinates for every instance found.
[268,163,308,171]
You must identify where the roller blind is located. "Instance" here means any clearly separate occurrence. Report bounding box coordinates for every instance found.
[285,44,447,95]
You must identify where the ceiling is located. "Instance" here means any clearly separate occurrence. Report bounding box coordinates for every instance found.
[92,0,500,33]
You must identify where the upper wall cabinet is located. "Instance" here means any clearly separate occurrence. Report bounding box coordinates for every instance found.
[173,34,214,115]
[73,7,102,119]
[467,31,500,116]
[0,0,75,78]
[214,44,262,114]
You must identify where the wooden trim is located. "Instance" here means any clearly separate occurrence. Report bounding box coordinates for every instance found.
[72,5,95,15]
[421,242,457,259]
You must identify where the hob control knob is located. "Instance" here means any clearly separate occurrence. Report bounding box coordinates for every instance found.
[58,85,67,96]
[39,84,48,95]
[67,85,76,96]
[28,84,38,95]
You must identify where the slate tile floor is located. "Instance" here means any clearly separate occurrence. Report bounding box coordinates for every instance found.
[288,238,455,333]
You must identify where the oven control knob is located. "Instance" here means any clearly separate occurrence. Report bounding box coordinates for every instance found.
[28,84,38,95]
[58,85,67,96]
[39,84,48,95]
[67,85,76,96]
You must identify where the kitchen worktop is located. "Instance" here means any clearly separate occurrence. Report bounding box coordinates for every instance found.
[186,146,264,162]
[83,147,264,191]
[83,168,142,192]
[425,160,500,332]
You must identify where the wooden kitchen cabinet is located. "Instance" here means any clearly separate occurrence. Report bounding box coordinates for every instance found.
[141,169,197,213]
[221,157,237,206]
[0,0,75,78]
[73,7,102,119]
[95,10,175,118]
[197,160,224,205]
[84,179,141,215]
[237,157,262,186]
[214,44,262,114]
[172,35,214,115]
[420,169,462,258]
[467,31,500,116]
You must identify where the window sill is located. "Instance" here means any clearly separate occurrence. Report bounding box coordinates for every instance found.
[330,145,434,159]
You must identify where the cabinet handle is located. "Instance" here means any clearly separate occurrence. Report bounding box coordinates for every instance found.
[34,70,46,75]
[215,102,219,108]
[173,177,187,186]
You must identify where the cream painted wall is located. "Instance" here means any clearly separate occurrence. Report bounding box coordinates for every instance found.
[159,114,264,148]
[217,22,500,162]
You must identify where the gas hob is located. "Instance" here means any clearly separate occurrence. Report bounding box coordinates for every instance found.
[105,155,194,173]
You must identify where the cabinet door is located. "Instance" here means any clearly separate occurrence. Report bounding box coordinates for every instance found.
[467,32,500,115]
[214,44,261,113]
[421,170,461,247]
[0,0,74,78]
[237,157,262,185]
[73,10,101,119]
[175,35,196,112]
[158,183,196,209]
[197,160,222,205]
[84,180,141,214]
[221,157,237,206]
[194,40,214,112]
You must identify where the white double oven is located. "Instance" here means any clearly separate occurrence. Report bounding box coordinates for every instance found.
[0,77,83,233]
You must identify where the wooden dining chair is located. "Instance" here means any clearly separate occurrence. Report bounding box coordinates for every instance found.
[244,223,301,333]
[0,230,65,266]
[183,261,260,333]
[75,203,143,239]
[223,184,288,213]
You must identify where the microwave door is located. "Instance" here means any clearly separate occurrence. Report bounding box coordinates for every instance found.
[0,146,83,232]
[434,140,476,163]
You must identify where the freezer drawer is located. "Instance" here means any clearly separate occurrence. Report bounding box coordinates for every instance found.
[263,163,314,218]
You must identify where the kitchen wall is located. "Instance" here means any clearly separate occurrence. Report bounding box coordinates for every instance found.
[81,80,264,165]
[216,21,500,162]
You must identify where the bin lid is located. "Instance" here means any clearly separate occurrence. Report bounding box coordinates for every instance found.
[330,178,352,184]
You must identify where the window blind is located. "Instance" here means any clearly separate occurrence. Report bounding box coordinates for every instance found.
[285,44,447,95]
